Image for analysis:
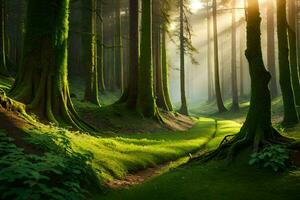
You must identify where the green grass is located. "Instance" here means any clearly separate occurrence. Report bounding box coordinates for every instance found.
[26,118,241,183]
[97,151,300,200]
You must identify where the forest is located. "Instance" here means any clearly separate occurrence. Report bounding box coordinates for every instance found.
[1,0,300,199]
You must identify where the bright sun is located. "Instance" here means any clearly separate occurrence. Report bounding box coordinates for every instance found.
[189,0,204,13]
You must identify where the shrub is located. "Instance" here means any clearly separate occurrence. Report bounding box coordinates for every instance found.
[249,144,289,172]
[0,129,100,200]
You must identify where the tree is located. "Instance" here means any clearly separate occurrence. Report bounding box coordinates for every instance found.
[179,0,188,115]
[277,0,299,125]
[97,0,106,93]
[0,0,8,77]
[231,0,239,111]
[117,0,139,109]
[82,0,100,105]
[115,0,124,92]
[207,0,213,102]
[207,0,287,159]
[287,0,300,106]
[137,0,158,118]
[9,0,93,131]
[212,0,227,113]
[267,0,278,98]
[161,20,173,111]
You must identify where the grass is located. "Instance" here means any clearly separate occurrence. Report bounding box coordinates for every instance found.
[97,150,300,200]
[26,118,241,183]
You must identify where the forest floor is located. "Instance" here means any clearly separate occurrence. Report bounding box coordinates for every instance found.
[1,77,300,199]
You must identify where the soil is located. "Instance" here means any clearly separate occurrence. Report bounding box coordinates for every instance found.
[0,107,40,154]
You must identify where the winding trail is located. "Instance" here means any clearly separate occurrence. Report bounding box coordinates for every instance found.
[106,119,219,189]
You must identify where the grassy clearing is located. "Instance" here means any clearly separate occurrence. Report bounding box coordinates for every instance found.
[97,150,300,200]
[26,118,241,183]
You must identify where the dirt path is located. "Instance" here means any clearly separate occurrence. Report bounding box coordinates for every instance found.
[106,120,219,189]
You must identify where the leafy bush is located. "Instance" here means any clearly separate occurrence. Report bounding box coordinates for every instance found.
[249,144,289,172]
[0,129,100,200]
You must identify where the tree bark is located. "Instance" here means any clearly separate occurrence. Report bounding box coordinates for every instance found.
[115,0,124,92]
[82,0,100,105]
[267,0,278,98]
[0,0,8,76]
[161,23,173,111]
[179,0,189,115]
[231,0,239,111]
[98,0,106,93]
[207,0,213,102]
[213,0,227,112]
[137,0,158,118]
[287,0,300,106]
[277,0,299,125]
[9,0,93,131]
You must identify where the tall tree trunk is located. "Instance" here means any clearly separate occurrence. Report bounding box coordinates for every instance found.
[0,0,8,76]
[137,0,158,118]
[239,24,245,97]
[82,0,100,105]
[277,0,299,125]
[287,0,300,106]
[98,0,106,93]
[207,0,286,160]
[153,0,169,110]
[231,0,239,111]
[115,0,124,92]
[10,0,93,131]
[207,0,213,102]
[161,23,173,111]
[267,0,278,98]
[213,0,227,112]
[179,0,189,115]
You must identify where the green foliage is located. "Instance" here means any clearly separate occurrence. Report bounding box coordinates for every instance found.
[249,145,290,172]
[0,129,100,200]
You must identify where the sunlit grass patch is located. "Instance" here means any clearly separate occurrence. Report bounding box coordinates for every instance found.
[25,118,242,184]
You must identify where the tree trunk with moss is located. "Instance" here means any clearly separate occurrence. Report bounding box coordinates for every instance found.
[161,23,173,111]
[0,0,8,76]
[10,0,93,131]
[137,0,158,118]
[115,0,124,92]
[98,0,105,93]
[231,0,239,111]
[82,0,100,105]
[267,0,278,98]
[179,0,188,115]
[153,0,169,111]
[287,0,300,106]
[213,0,227,113]
[277,0,299,125]
[207,0,288,159]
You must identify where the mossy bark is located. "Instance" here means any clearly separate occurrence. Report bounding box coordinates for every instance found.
[137,0,158,118]
[231,0,239,111]
[212,0,227,113]
[98,0,106,93]
[115,0,124,92]
[207,0,213,102]
[287,0,300,106]
[82,0,100,105]
[0,0,9,77]
[206,0,288,159]
[161,24,173,111]
[153,0,169,111]
[179,0,189,116]
[267,0,278,98]
[277,0,299,125]
[10,0,93,131]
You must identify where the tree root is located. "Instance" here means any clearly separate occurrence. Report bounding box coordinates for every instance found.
[197,126,294,163]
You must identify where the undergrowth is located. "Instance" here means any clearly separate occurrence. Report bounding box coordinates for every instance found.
[0,129,100,200]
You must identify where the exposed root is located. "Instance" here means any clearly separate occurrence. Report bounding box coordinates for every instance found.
[198,126,294,163]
